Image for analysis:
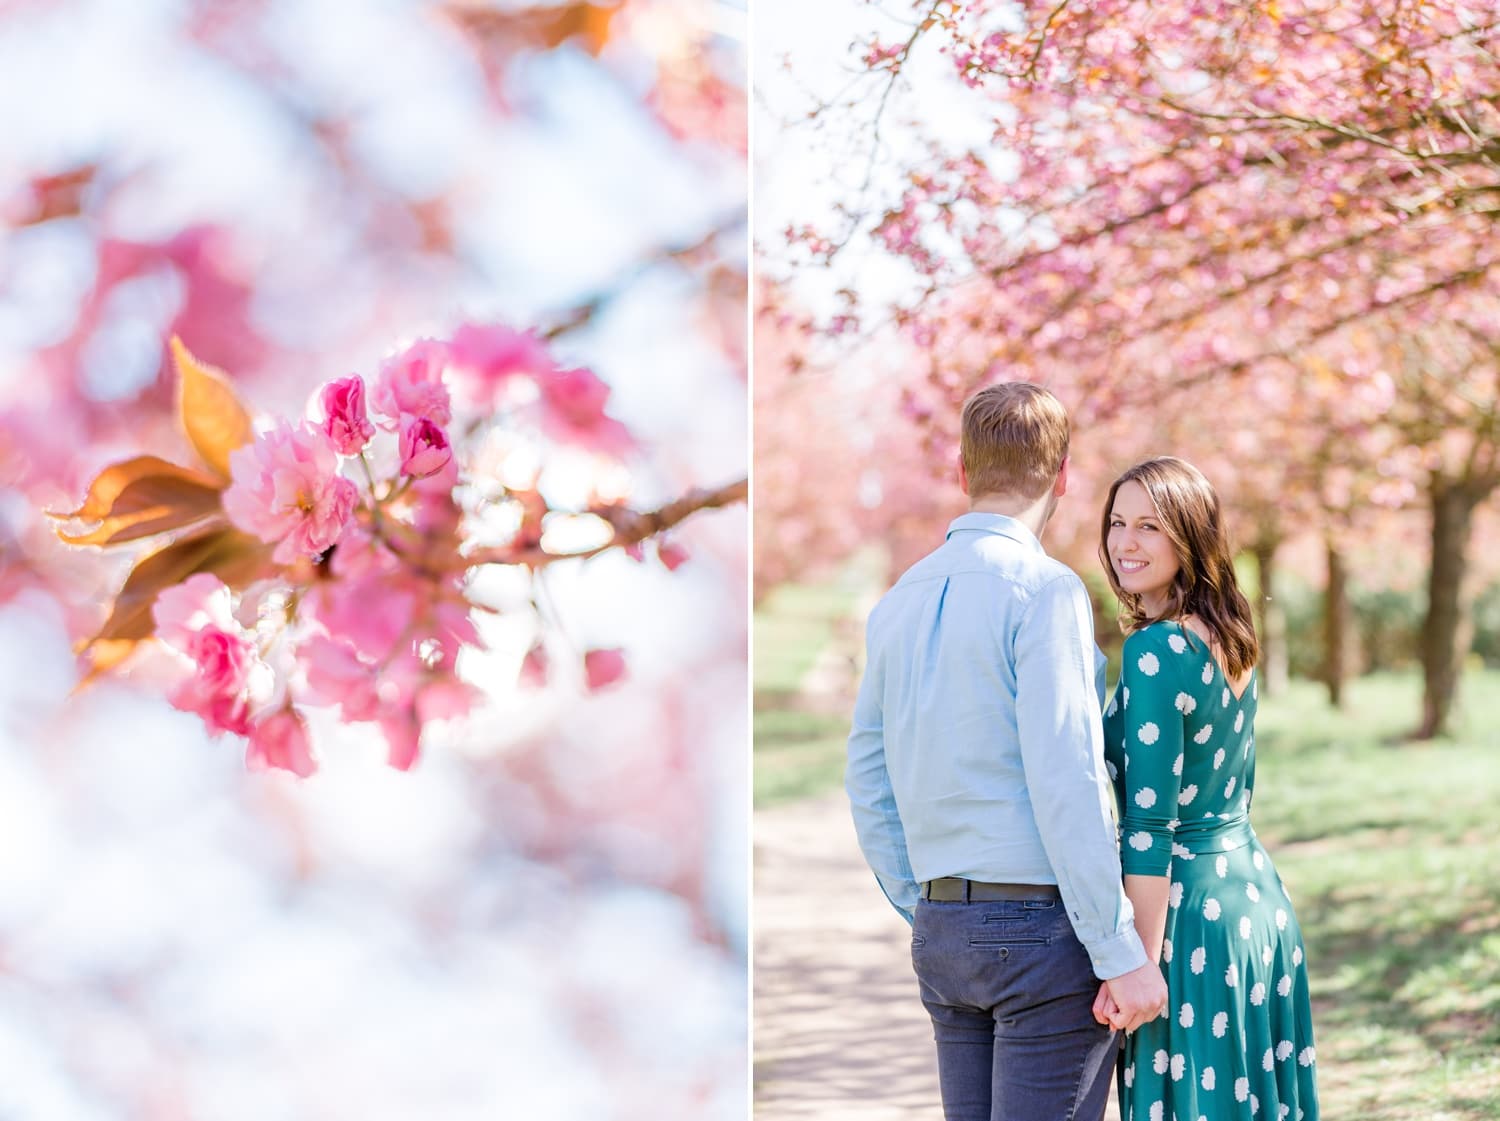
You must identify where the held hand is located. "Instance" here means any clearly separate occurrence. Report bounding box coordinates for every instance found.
[1103,961,1168,1033]
[1092,982,1118,1027]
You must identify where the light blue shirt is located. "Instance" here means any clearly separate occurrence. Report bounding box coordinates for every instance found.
[846,512,1148,979]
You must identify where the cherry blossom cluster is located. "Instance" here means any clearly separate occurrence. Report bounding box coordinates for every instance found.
[66,326,721,779]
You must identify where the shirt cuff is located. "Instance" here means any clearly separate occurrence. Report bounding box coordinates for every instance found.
[1084,925,1149,980]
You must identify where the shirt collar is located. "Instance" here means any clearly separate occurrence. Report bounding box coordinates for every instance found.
[945,512,1044,553]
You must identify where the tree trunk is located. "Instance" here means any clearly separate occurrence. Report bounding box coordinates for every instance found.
[1416,478,1485,739]
[1323,541,1350,709]
[1251,538,1289,698]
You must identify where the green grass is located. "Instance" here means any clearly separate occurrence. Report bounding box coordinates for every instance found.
[753,553,883,805]
[754,572,1500,1117]
[1250,672,1500,1120]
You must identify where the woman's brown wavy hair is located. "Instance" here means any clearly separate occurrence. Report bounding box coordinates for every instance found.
[1098,457,1260,678]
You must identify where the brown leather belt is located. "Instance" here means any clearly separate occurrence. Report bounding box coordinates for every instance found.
[920,878,1061,902]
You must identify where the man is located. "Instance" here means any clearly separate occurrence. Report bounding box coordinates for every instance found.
[846,382,1167,1121]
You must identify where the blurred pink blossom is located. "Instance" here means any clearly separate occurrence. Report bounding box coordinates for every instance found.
[223,421,358,563]
[399,416,453,479]
[246,708,317,777]
[448,323,555,396]
[319,375,375,456]
[657,539,690,571]
[372,338,453,425]
[583,647,627,691]
[151,573,265,736]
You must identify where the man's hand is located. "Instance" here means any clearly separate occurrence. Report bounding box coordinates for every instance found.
[1099,961,1168,1033]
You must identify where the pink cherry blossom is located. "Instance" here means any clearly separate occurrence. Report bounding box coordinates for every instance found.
[447,323,555,399]
[223,420,358,563]
[399,416,453,479]
[583,647,627,691]
[318,374,375,456]
[657,539,689,571]
[300,632,383,721]
[379,710,423,771]
[519,643,548,687]
[538,365,634,456]
[151,573,265,736]
[307,570,418,664]
[246,708,317,777]
[371,338,452,425]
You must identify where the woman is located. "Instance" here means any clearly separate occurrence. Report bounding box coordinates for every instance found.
[1095,457,1319,1121]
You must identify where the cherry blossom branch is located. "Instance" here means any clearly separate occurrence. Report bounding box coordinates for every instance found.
[465,476,748,569]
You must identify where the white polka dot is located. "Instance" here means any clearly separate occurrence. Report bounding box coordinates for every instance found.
[1150,1102,1164,1121]
[1234,710,1246,733]
[1262,946,1274,965]
[1124,1065,1135,1088]
[1175,691,1197,714]
[1263,1047,1275,1071]
[1253,851,1265,870]
[1129,831,1153,851]
[1195,725,1213,744]
[1251,1093,1260,1115]
[1279,1106,1291,1120]
[1168,633,1188,654]
[1222,687,1232,706]
[1278,975,1293,997]
[1298,1047,1315,1067]
[1240,916,1252,939]
[1275,909,1288,931]
[1172,842,1194,860]
[1179,783,1198,804]
[1180,1002,1195,1027]
[1162,938,1173,963]
[1225,963,1238,987]
[1204,898,1221,920]
[1250,981,1266,1005]
[1212,1012,1228,1037]
[1138,721,1160,745]
[1106,696,1119,717]
[1276,1040,1294,1061]
[1153,1049,1170,1074]
[1225,776,1237,798]
[1172,752,1184,775]
[1106,760,1118,781]
[1246,883,1260,902]
[1138,652,1161,676]
[1170,882,1184,908]
[1136,787,1158,808]
[1123,686,1131,707]
[1235,1076,1250,1102]
[1201,1067,1216,1090]
[1293,945,1303,966]
[1213,746,1225,767]
[1202,662,1214,684]
[1215,855,1228,878]
[1171,1053,1186,1081]
[1190,947,1206,974]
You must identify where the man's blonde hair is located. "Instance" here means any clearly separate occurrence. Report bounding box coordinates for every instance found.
[959,382,1070,500]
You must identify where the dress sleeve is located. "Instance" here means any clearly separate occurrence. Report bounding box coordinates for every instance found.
[1117,628,1186,877]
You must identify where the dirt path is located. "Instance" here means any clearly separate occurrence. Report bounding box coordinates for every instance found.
[752,790,940,1119]
[752,789,1126,1121]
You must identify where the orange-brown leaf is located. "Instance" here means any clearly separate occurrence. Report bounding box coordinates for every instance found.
[171,335,254,481]
[446,2,618,56]
[51,455,226,546]
[81,525,274,658]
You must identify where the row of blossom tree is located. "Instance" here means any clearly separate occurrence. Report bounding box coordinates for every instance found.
[770,0,1500,738]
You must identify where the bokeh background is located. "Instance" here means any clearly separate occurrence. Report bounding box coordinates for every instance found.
[753,3,1500,1119]
[0,2,747,1118]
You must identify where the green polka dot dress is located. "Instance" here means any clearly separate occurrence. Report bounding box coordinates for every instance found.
[1104,621,1319,1121]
